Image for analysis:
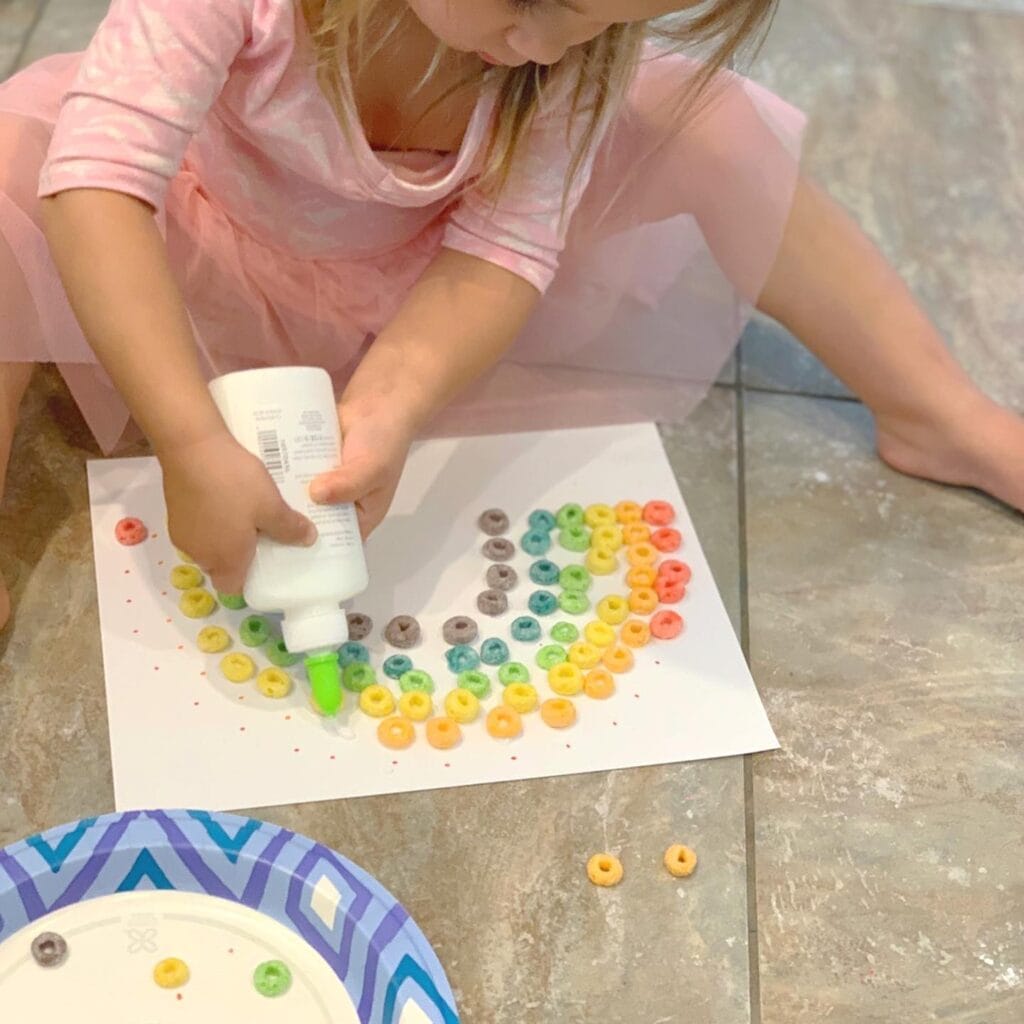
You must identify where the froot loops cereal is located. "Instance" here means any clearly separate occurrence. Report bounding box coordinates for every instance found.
[586,853,623,887]
[377,716,415,750]
[486,705,522,739]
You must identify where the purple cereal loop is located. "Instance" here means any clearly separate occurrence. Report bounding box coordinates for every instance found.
[476,589,509,617]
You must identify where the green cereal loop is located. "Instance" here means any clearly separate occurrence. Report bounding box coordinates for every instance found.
[266,638,300,668]
[499,661,531,685]
[528,590,558,616]
[457,670,491,699]
[555,503,585,529]
[536,644,568,670]
[338,641,370,667]
[520,529,551,556]
[399,669,435,694]
[558,590,590,615]
[445,644,480,673]
[217,592,248,610]
[239,615,271,647]
[480,638,510,666]
[253,960,293,998]
[558,524,591,552]
[529,509,557,532]
[383,655,413,680]
[550,622,580,644]
[529,559,561,585]
[559,565,592,592]
[342,662,376,693]
[510,616,541,642]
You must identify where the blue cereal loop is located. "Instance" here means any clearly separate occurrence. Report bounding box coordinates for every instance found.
[383,655,413,680]
[510,616,542,642]
[528,509,557,532]
[480,638,510,665]
[529,559,561,585]
[520,529,552,556]
[528,590,558,616]
[338,641,370,667]
[445,644,481,673]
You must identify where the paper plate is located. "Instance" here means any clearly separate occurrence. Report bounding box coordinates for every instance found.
[0,810,458,1022]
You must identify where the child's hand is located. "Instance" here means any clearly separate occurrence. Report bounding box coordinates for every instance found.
[309,407,414,538]
[160,432,318,594]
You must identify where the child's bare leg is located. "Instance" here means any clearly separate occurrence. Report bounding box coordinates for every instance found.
[0,362,36,628]
[756,175,1024,512]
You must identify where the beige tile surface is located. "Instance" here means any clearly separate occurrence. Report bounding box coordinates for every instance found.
[744,391,1024,1023]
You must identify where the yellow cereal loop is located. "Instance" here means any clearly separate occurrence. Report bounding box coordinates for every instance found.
[503,682,539,714]
[256,667,292,699]
[153,957,190,989]
[584,503,617,529]
[567,642,602,670]
[585,546,618,576]
[179,587,217,619]
[587,853,624,888]
[620,619,651,648]
[590,523,623,552]
[444,687,480,724]
[584,620,616,648]
[170,564,204,590]
[596,595,629,626]
[614,501,643,524]
[399,690,433,722]
[220,653,256,683]
[548,662,584,696]
[359,684,395,718]
[196,626,231,654]
[664,844,698,878]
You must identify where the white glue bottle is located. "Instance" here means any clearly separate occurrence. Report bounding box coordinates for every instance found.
[208,367,368,716]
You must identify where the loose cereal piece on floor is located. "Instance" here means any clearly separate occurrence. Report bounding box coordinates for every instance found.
[346,611,373,641]
[478,508,511,536]
[384,615,421,648]
[486,563,518,591]
[663,844,698,878]
[477,589,509,617]
[442,615,479,645]
[481,537,516,562]
[586,853,624,887]
[114,516,148,546]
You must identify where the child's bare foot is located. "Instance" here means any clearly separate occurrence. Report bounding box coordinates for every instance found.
[875,395,1024,512]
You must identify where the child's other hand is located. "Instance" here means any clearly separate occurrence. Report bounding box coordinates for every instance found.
[160,432,317,594]
[309,407,413,538]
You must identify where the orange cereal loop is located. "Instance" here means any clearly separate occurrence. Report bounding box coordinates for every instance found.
[596,595,629,626]
[540,698,577,730]
[643,500,676,526]
[486,705,522,739]
[614,500,643,524]
[655,577,686,604]
[377,716,415,750]
[664,844,698,878]
[583,668,615,700]
[584,620,615,648]
[590,524,623,552]
[650,527,682,553]
[628,587,658,615]
[620,618,651,648]
[625,565,657,589]
[548,662,584,696]
[621,522,650,546]
[626,541,658,568]
[584,503,617,529]
[650,610,685,640]
[586,853,624,887]
[585,546,617,576]
[602,644,634,674]
[426,717,462,750]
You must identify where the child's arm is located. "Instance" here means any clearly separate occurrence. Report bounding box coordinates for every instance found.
[311,248,540,534]
[42,188,316,591]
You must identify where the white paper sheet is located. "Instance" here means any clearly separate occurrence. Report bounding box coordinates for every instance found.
[88,424,777,812]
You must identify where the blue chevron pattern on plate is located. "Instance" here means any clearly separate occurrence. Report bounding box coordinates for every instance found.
[0,810,458,1023]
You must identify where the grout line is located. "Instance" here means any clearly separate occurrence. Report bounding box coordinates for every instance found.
[713,378,859,405]
[10,0,52,74]
[735,366,762,1024]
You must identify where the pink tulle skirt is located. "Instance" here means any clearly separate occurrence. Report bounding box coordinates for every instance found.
[0,52,804,454]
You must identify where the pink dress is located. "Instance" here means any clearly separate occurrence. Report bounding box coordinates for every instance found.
[0,0,804,454]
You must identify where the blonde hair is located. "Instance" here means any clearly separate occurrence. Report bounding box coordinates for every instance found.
[299,1,778,199]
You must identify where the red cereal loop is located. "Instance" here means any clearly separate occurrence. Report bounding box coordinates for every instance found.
[642,501,675,527]
[657,560,692,585]
[650,610,684,640]
[650,527,682,553]
[114,517,148,546]
[655,577,686,604]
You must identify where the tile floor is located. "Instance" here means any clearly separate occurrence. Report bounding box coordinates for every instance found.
[0,2,1020,1021]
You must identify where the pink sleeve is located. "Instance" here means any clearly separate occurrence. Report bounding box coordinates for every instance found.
[443,94,606,294]
[38,0,253,209]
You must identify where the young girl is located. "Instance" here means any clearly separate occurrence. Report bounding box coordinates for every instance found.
[0,0,1020,626]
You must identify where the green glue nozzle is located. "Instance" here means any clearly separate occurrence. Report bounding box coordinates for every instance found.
[305,651,343,717]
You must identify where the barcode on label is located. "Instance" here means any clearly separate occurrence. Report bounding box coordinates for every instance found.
[257,429,284,479]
